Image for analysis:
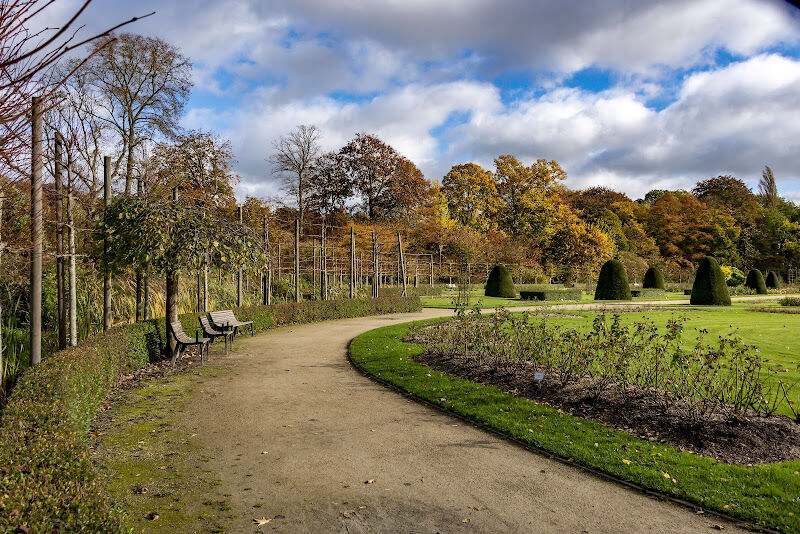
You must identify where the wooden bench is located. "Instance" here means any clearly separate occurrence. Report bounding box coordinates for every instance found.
[199,315,233,354]
[208,310,253,343]
[169,320,210,365]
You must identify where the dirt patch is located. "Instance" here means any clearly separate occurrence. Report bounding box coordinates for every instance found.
[411,349,800,465]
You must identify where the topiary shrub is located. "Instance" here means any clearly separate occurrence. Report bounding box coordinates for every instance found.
[642,266,665,289]
[766,270,782,289]
[485,265,516,298]
[744,269,767,294]
[594,259,631,300]
[690,257,731,306]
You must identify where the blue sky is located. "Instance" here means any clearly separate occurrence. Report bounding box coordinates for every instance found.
[66,0,800,201]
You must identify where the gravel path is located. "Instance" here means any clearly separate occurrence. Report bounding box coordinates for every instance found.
[169,308,749,533]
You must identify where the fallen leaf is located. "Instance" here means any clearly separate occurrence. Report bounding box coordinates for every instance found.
[147,512,159,521]
[253,517,271,526]
[662,472,671,479]
[365,479,375,484]
[342,512,352,518]
[462,518,470,523]
[261,451,269,455]
[622,459,631,465]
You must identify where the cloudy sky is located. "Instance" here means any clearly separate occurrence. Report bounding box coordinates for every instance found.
[57,0,800,201]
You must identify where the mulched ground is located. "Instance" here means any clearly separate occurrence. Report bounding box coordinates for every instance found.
[411,349,800,465]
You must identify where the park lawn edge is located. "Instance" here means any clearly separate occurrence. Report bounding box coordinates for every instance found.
[0,296,421,533]
[349,318,800,533]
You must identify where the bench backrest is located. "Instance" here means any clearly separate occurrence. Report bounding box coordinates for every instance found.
[170,321,197,344]
[209,310,237,327]
[199,315,219,334]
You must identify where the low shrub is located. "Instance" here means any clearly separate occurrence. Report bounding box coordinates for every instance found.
[594,260,631,300]
[744,269,767,294]
[485,265,516,298]
[780,297,800,307]
[630,288,665,298]
[519,289,582,301]
[642,266,665,289]
[0,296,420,532]
[766,271,782,289]
[378,286,443,298]
[516,283,563,292]
[690,257,731,306]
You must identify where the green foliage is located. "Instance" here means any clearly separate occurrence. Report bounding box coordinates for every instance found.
[744,269,767,294]
[642,266,665,289]
[378,286,444,297]
[723,266,745,287]
[690,257,731,306]
[765,270,782,289]
[484,265,515,298]
[594,260,631,300]
[780,297,800,307]
[519,289,582,301]
[0,296,419,531]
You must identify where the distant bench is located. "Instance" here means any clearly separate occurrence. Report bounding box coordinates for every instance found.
[169,320,210,364]
[209,310,254,341]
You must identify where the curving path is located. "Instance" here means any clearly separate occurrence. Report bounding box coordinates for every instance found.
[168,307,750,533]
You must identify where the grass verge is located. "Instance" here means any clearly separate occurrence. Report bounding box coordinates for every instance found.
[349,319,800,533]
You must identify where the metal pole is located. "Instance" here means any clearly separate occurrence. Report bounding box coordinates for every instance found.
[295,218,300,302]
[321,224,327,300]
[372,230,378,298]
[398,232,408,297]
[237,205,243,307]
[313,238,318,298]
[102,155,112,331]
[263,215,270,306]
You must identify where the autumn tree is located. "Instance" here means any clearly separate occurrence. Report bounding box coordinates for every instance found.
[82,33,192,194]
[441,162,498,232]
[270,124,321,230]
[148,130,237,209]
[305,151,352,222]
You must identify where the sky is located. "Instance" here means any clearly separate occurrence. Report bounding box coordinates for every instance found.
[50,0,800,202]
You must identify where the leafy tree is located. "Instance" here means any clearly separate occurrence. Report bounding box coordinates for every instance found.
[568,187,630,222]
[759,165,779,209]
[641,192,715,266]
[441,163,498,232]
[306,151,352,221]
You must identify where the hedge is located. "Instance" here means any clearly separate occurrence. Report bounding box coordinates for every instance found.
[766,271,782,289]
[690,257,731,306]
[642,267,665,290]
[630,288,666,298]
[519,289,582,301]
[377,286,443,298]
[780,297,800,307]
[485,265,516,298]
[744,269,768,294]
[0,296,420,532]
[594,260,631,300]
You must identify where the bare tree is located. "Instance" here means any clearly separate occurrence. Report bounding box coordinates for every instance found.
[269,124,320,229]
[81,33,192,194]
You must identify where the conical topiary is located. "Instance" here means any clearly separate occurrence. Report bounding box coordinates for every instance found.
[766,270,782,289]
[744,269,767,294]
[485,265,516,298]
[642,266,665,290]
[594,259,631,300]
[690,257,731,305]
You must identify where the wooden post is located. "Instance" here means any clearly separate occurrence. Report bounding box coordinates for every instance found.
[398,232,408,297]
[262,215,272,306]
[102,155,112,332]
[30,97,43,364]
[135,180,144,321]
[0,197,4,372]
[54,133,66,349]
[67,158,77,346]
[372,230,378,298]
[312,238,318,298]
[430,255,434,285]
[349,227,355,299]
[277,242,282,284]
[321,224,327,300]
[237,205,243,307]
[203,249,209,312]
[295,218,300,302]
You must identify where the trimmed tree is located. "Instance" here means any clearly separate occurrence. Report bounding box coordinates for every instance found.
[744,269,767,294]
[690,257,731,305]
[485,265,516,298]
[765,270,782,289]
[642,266,665,290]
[594,259,631,300]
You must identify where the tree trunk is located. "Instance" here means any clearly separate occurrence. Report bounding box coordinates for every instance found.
[54,134,66,349]
[166,268,179,359]
[67,161,77,346]
[103,156,112,331]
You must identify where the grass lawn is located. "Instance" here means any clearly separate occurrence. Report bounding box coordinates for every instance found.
[421,290,691,309]
[350,317,800,532]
